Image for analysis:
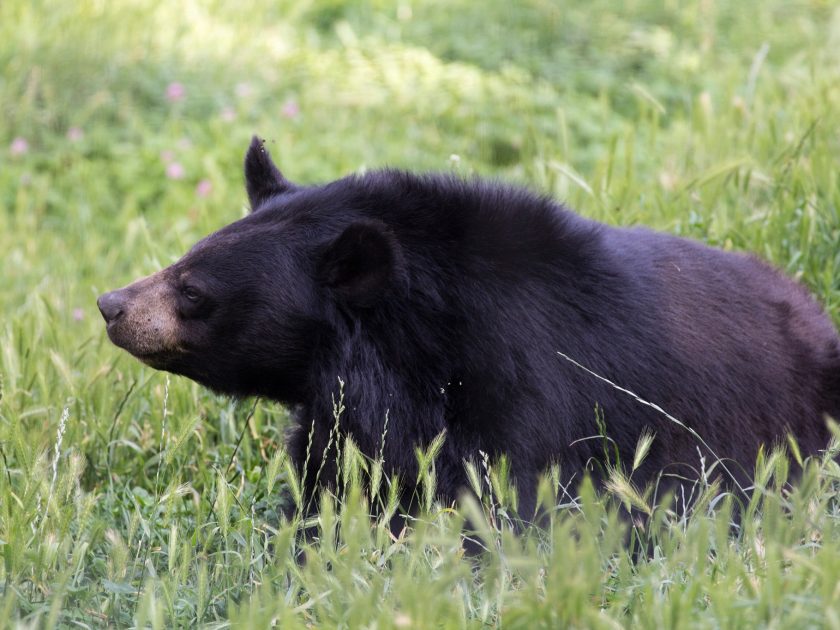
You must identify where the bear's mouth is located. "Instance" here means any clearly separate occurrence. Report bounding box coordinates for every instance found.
[105,323,183,368]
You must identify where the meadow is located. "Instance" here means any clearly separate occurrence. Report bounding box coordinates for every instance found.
[2,0,840,626]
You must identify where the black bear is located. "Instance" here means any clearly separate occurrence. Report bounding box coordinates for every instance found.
[98,136,840,523]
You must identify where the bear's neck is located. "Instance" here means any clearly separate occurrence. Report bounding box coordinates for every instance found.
[301,316,451,463]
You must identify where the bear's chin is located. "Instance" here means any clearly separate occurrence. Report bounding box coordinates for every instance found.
[114,343,184,370]
[134,354,228,395]
[136,353,173,369]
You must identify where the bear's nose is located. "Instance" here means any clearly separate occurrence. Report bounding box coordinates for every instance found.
[97,291,126,324]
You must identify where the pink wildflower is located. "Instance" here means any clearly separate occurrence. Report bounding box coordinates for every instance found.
[166,162,185,180]
[10,137,29,156]
[166,82,186,103]
[281,99,300,119]
[220,106,236,122]
[67,127,84,142]
[196,179,212,198]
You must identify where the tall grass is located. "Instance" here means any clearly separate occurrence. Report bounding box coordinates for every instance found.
[2,0,840,626]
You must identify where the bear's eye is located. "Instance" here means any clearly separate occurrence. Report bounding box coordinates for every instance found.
[182,286,201,302]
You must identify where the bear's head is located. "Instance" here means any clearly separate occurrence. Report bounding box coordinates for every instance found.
[98,136,406,403]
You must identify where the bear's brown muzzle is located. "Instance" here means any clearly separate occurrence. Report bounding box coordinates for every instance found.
[98,271,182,361]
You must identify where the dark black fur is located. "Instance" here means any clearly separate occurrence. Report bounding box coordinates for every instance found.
[101,137,840,523]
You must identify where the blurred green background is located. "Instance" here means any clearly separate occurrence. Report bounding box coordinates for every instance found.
[3,0,840,626]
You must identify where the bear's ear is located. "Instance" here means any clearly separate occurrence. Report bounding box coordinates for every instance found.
[244,135,293,211]
[318,220,405,307]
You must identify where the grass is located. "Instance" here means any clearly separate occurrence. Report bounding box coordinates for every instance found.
[2,0,840,626]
